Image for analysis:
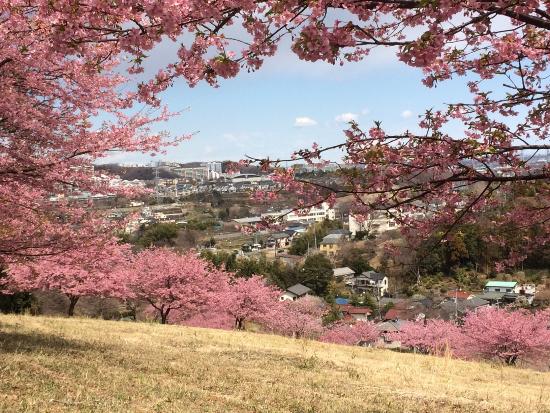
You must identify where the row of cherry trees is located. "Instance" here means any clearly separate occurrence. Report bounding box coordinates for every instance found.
[396,307,550,366]
[5,246,550,363]
[3,246,379,344]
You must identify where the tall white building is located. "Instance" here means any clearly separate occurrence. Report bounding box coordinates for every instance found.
[262,202,335,223]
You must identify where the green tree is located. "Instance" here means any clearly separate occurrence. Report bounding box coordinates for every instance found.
[341,248,374,274]
[136,223,179,247]
[299,253,333,297]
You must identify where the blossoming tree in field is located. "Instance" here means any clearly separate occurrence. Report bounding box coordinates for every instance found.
[264,295,326,339]
[123,248,228,324]
[460,307,550,365]
[396,307,550,365]
[396,319,464,356]
[219,275,281,330]
[5,239,131,316]
[320,321,380,346]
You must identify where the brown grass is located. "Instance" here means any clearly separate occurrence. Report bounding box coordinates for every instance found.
[1,314,549,412]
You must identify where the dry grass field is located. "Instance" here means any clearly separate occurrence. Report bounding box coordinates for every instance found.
[1,314,549,413]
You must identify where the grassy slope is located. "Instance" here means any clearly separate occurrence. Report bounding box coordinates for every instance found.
[1,315,549,413]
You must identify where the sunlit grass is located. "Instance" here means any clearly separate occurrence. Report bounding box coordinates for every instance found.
[1,314,549,412]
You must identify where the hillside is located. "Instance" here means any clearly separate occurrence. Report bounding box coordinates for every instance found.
[1,315,549,413]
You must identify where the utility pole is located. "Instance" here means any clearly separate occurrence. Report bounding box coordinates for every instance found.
[154,162,161,204]
[314,231,317,250]
[454,288,458,320]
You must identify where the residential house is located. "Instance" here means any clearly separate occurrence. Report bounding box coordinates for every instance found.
[477,291,516,305]
[484,280,520,294]
[349,271,389,297]
[319,233,346,256]
[439,296,490,320]
[327,229,352,240]
[480,281,536,305]
[479,281,520,305]
[332,267,355,282]
[382,298,432,322]
[280,283,312,301]
[338,305,372,322]
[444,290,473,301]
[268,232,291,248]
[376,320,407,348]
[348,213,398,237]
[384,307,424,322]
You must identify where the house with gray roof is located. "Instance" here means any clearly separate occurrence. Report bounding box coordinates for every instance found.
[440,296,490,320]
[280,283,313,301]
[333,267,355,281]
[348,270,389,297]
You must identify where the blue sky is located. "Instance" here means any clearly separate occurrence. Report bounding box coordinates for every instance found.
[102,42,471,165]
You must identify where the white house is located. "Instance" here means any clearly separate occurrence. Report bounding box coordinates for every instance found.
[484,281,520,294]
[348,271,389,297]
[280,284,312,301]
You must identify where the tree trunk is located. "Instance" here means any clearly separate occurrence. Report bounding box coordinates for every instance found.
[67,295,79,317]
[506,355,518,365]
[235,317,245,330]
[160,309,170,324]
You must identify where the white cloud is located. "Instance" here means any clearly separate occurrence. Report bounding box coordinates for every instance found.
[401,110,413,119]
[361,107,370,115]
[335,112,359,123]
[294,117,318,127]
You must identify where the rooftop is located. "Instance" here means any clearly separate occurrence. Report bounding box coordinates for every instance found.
[286,283,312,297]
[320,234,345,244]
[362,270,386,282]
[270,232,290,239]
[477,292,506,301]
[377,320,407,332]
[233,217,262,224]
[485,280,517,288]
[327,229,350,236]
[445,290,472,300]
[333,267,355,277]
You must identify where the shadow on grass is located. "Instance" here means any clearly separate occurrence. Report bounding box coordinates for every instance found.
[0,329,109,356]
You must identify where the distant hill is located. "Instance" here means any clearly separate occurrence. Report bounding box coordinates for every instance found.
[1,314,548,413]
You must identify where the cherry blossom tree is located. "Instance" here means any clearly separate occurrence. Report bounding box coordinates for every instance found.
[460,307,550,365]
[396,319,464,356]
[396,308,550,365]
[123,248,228,324]
[5,239,131,316]
[263,295,326,339]
[320,321,380,346]
[0,2,184,269]
[219,275,281,330]
[3,0,550,274]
